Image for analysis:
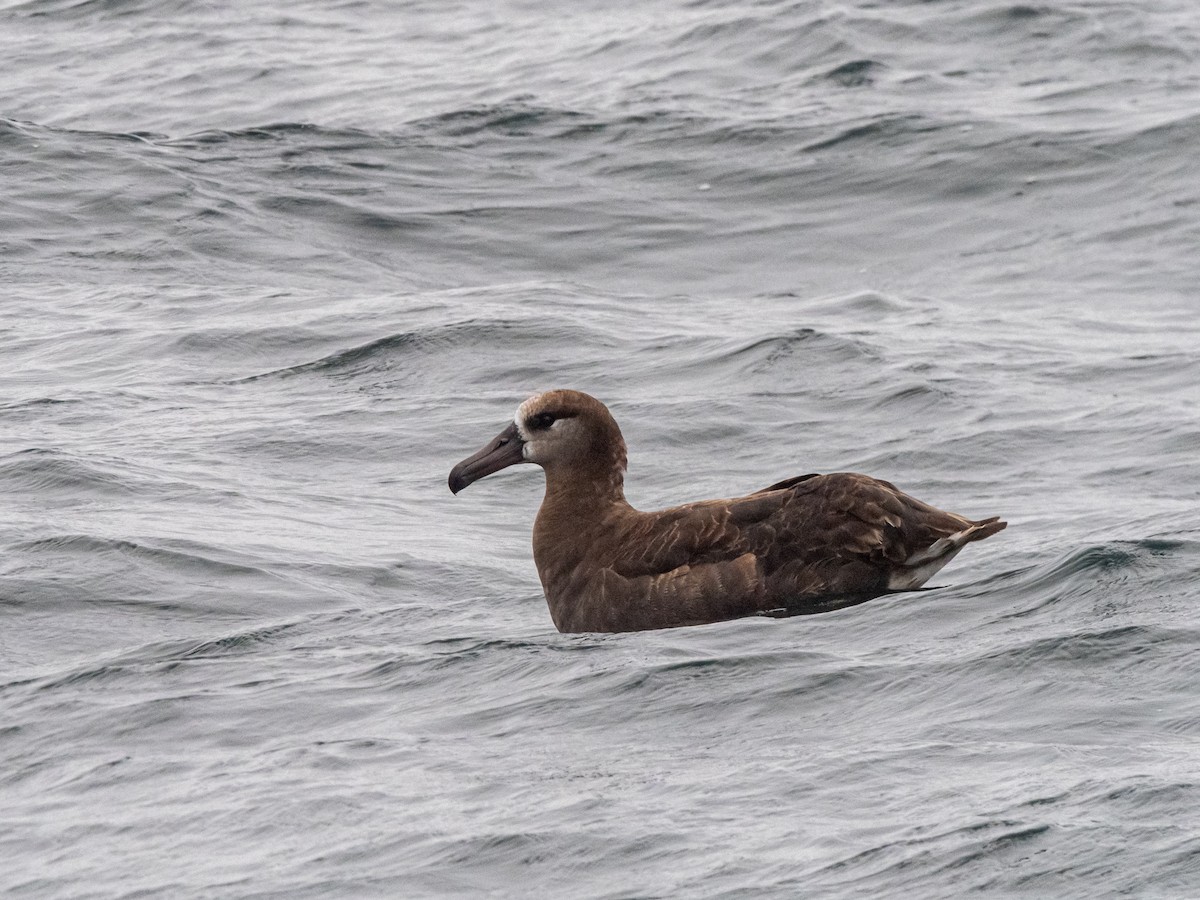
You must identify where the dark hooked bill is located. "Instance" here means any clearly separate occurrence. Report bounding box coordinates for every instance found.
[448,421,524,494]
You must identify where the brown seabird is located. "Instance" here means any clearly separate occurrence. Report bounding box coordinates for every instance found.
[448,390,1006,633]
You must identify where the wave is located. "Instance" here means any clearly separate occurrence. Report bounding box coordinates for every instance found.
[10,533,279,580]
[0,449,178,498]
[1,620,305,694]
[226,312,624,394]
[991,539,1198,619]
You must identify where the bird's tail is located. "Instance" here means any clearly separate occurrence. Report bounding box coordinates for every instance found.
[888,517,1006,590]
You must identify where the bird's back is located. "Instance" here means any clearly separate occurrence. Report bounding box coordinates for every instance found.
[563,472,1005,628]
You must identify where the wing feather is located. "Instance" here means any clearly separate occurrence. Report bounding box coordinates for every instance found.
[609,472,990,605]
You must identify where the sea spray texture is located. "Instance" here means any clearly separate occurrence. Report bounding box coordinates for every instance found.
[2,0,1200,896]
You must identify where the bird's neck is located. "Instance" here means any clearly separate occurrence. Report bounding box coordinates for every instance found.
[532,456,633,590]
[535,458,630,532]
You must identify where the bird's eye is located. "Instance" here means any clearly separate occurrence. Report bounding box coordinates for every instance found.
[528,412,556,430]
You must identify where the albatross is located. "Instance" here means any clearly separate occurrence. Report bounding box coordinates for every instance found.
[448,390,1006,633]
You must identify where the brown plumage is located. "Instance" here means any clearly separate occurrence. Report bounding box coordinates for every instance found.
[448,390,1006,633]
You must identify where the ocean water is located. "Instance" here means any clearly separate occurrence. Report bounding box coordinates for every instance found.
[3,0,1200,896]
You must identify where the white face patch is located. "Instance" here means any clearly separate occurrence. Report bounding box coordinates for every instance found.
[513,392,581,465]
[514,394,543,443]
[504,390,616,472]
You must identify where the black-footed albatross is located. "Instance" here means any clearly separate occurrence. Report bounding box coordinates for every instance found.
[448,390,1006,633]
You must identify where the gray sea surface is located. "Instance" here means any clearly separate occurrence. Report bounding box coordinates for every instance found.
[3,0,1200,896]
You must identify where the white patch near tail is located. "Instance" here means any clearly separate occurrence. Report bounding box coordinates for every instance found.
[887,521,1000,591]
